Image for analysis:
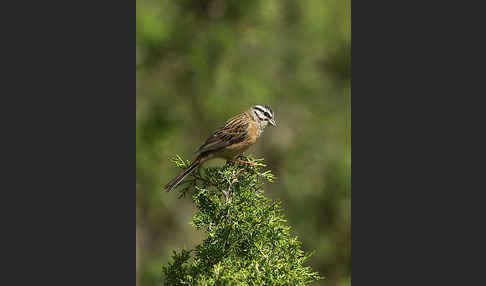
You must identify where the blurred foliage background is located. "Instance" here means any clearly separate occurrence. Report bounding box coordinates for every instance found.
[136,0,350,285]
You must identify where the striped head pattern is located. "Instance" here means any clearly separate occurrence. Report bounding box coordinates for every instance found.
[251,104,276,128]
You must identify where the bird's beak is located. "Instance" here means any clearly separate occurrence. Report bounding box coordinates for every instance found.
[269,118,277,127]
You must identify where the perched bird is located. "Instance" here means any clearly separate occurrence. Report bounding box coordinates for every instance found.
[165,104,276,192]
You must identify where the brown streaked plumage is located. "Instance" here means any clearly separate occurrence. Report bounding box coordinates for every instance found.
[164,105,276,192]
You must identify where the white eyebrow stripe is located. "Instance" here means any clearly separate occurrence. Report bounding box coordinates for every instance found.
[254,109,265,117]
[253,106,272,118]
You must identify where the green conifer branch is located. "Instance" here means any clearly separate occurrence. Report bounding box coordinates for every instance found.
[163,155,323,285]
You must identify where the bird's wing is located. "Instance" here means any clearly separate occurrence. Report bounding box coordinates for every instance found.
[196,113,249,154]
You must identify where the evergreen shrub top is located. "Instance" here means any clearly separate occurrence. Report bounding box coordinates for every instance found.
[163,155,322,285]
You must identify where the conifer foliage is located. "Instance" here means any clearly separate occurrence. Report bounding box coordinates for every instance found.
[162,155,322,285]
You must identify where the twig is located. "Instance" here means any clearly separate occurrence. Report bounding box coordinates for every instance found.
[223,168,244,226]
[192,174,219,189]
[225,169,243,202]
[192,173,231,202]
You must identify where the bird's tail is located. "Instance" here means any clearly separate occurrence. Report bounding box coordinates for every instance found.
[165,157,202,192]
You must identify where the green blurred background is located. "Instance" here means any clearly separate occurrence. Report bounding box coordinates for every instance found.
[136,0,350,285]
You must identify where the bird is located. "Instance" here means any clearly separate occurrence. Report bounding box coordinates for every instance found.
[165,104,276,192]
